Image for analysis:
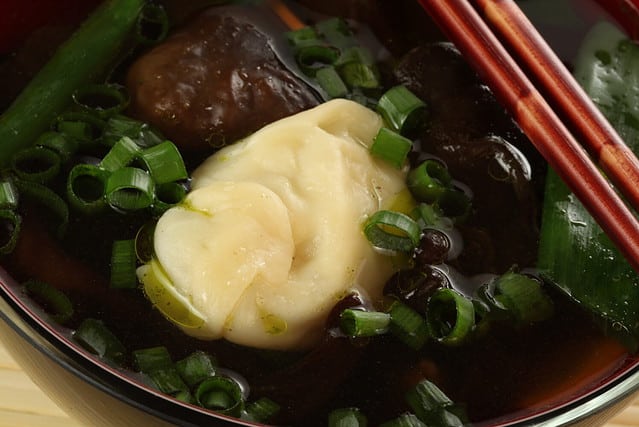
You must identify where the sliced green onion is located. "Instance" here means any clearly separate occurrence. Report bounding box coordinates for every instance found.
[243,397,281,423]
[153,182,187,215]
[105,167,155,211]
[364,210,420,252]
[73,83,129,118]
[316,66,349,99]
[138,140,188,184]
[340,309,390,337]
[11,146,61,184]
[73,318,127,365]
[370,127,412,169]
[338,62,380,89]
[405,380,468,427]
[0,209,21,255]
[15,179,68,237]
[493,272,554,323]
[336,46,375,67]
[100,136,140,172]
[0,179,18,209]
[406,380,452,420]
[426,288,475,346]
[377,85,427,135]
[286,26,319,48]
[52,111,106,143]
[135,3,169,45]
[110,239,138,289]
[175,351,217,388]
[388,300,430,350]
[174,390,195,404]
[67,163,108,214]
[24,280,74,324]
[296,45,341,76]
[133,346,173,372]
[102,114,164,148]
[412,203,445,228]
[407,160,452,203]
[35,131,79,162]
[195,376,244,417]
[328,407,368,427]
[146,367,189,395]
[379,413,427,427]
[0,0,146,167]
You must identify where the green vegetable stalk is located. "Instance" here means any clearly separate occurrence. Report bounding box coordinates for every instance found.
[538,22,639,350]
[0,0,145,167]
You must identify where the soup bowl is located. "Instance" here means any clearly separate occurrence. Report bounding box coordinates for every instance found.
[1,0,639,426]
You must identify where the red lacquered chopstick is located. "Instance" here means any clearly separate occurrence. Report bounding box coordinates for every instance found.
[416,0,639,273]
[473,0,639,217]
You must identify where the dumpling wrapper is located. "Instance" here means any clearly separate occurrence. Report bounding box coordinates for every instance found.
[139,99,408,349]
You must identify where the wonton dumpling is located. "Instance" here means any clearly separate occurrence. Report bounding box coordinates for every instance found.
[139,99,408,349]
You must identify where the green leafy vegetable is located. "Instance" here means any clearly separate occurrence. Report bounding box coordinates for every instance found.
[538,22,639,350]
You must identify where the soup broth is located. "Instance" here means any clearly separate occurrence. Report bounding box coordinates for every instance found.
[0,0,636,425]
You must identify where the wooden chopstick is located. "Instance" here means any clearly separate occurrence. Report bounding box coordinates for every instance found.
[416,0,639,272]
[473,0,639,218]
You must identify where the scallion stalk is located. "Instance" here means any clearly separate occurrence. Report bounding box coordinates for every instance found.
[99,136,140,172]
[328,407,368,427]
[0,179,18,209]
[388,300,430,350]
[11,146,61,184]
[426,288,475,346]
[72,83,129,118]
[363,210,421,253]
[138,140,188,185]
[66,163,108,214]
[407,160,452,203]
[175,351,217,388]
[377,86,427,135]
[370,127,412,169]
[110,239,138,289]
[105,167,155,211]
[73,318,127,365]
[15,179,69,237]
[195,376,244,417]
[0,0,146,166]
[243,397,281,423]
[340,309,391,337]
[24,280,74,324]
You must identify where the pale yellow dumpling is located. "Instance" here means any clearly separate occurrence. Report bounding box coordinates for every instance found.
[138,99,408,350]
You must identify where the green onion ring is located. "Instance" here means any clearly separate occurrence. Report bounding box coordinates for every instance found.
[195,376,244,416]
[72,83,129,118]
[35,131,79,162]
[11,146,61,184]
[407,159,452,203]
[24,280,73,324]
[15,179,69,237]
[100,136,140,172]
[364,210,421,252]
[67,163,108,214]
[105,167,155,211]
[426,288,475,346]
